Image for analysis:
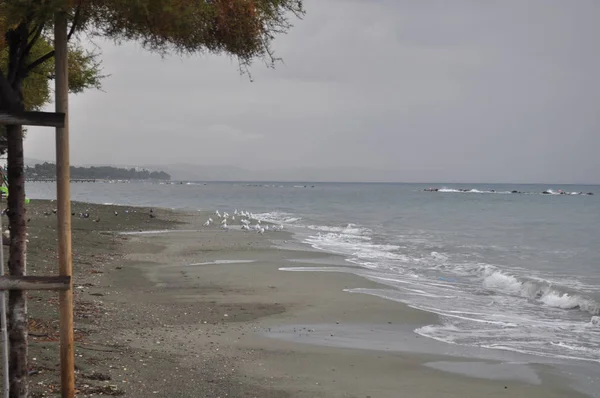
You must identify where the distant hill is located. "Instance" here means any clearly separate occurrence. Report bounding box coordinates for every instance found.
[139,163,255,181]
[139,163,407,182]
[25,162,171,180]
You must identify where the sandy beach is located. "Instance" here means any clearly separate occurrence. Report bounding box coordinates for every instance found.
[18,200,587,397]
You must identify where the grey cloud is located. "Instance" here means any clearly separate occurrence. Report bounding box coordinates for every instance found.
[24,0,600,183]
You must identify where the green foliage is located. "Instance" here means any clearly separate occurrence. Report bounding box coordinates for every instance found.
[26,162,171,180]
[1,0,304,69]
[0,38,103,110]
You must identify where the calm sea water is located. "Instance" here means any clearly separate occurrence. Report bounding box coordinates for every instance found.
[26,181,600,365]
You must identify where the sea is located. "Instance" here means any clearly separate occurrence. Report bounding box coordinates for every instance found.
[26,181,600,373]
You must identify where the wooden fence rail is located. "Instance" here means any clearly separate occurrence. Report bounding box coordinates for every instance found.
[0,276,71,291]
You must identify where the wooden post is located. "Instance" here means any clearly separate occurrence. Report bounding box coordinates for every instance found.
[54,11,75,398]
[0,196,10,398]
[0,276,71,291]
[6,124,28,398]
[0,111,65,127]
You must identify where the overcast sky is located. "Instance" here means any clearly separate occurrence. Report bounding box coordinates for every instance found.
[24,0,600,183]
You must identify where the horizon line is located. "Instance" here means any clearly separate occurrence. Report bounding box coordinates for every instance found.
[169,180,600,186]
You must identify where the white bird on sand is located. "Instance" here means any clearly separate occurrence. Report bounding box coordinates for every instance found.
[215,210,221,218]
[234,209,239,215]
[223,212,229,219]
[220,218,227,225]
[241,224,250,231]
[257,227,265,234]
[231,215,235,221]
[221,222,229,230]
[240,219,250,225]
[203,219,211,227]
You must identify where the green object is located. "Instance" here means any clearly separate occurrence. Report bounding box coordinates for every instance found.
[0,185,30,203]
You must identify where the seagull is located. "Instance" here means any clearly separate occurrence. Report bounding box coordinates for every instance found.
[220,218,227,225]
[221,222,229,230]
[215,210,221,218]
[241,224,250,231]
[203,219,211,227]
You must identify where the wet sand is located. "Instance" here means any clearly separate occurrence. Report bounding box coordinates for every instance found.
[19,200,587,397]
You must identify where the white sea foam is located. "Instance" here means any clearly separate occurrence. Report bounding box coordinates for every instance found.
[306,223,370,235]
[305,233,408,262]
[480,268,600,316]
[285,215,600,364]
[253,211,301,224]
[436,188,512,194]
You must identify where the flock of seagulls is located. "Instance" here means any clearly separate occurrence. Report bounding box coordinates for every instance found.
[203,209,284,234]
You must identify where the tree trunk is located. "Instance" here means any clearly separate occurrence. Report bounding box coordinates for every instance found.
[6,124,27,398]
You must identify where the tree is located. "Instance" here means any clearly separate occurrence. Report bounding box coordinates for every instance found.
[0,36,104,151]
[0,0,303,396]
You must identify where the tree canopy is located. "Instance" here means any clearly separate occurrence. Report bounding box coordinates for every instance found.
[0,0,304,110]
[26,162,171,180]
[0,38,102,110]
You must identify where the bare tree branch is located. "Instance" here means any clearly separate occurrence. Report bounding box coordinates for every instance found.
[25,23,45,54]
[26,1,83,74]
[25,50,54,74]
[68,0,84,41]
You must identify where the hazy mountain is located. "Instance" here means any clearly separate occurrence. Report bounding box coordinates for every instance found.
[139,164,410,182]
[140,164,255,181]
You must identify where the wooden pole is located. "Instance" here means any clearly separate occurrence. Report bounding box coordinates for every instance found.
[0,196,9,398]
[6,124,27,398]
[54,11,75,398]
[0,276,71,291]
[0,111,65,127]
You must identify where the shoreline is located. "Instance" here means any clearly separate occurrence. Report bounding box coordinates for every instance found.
[20,200,592,397]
